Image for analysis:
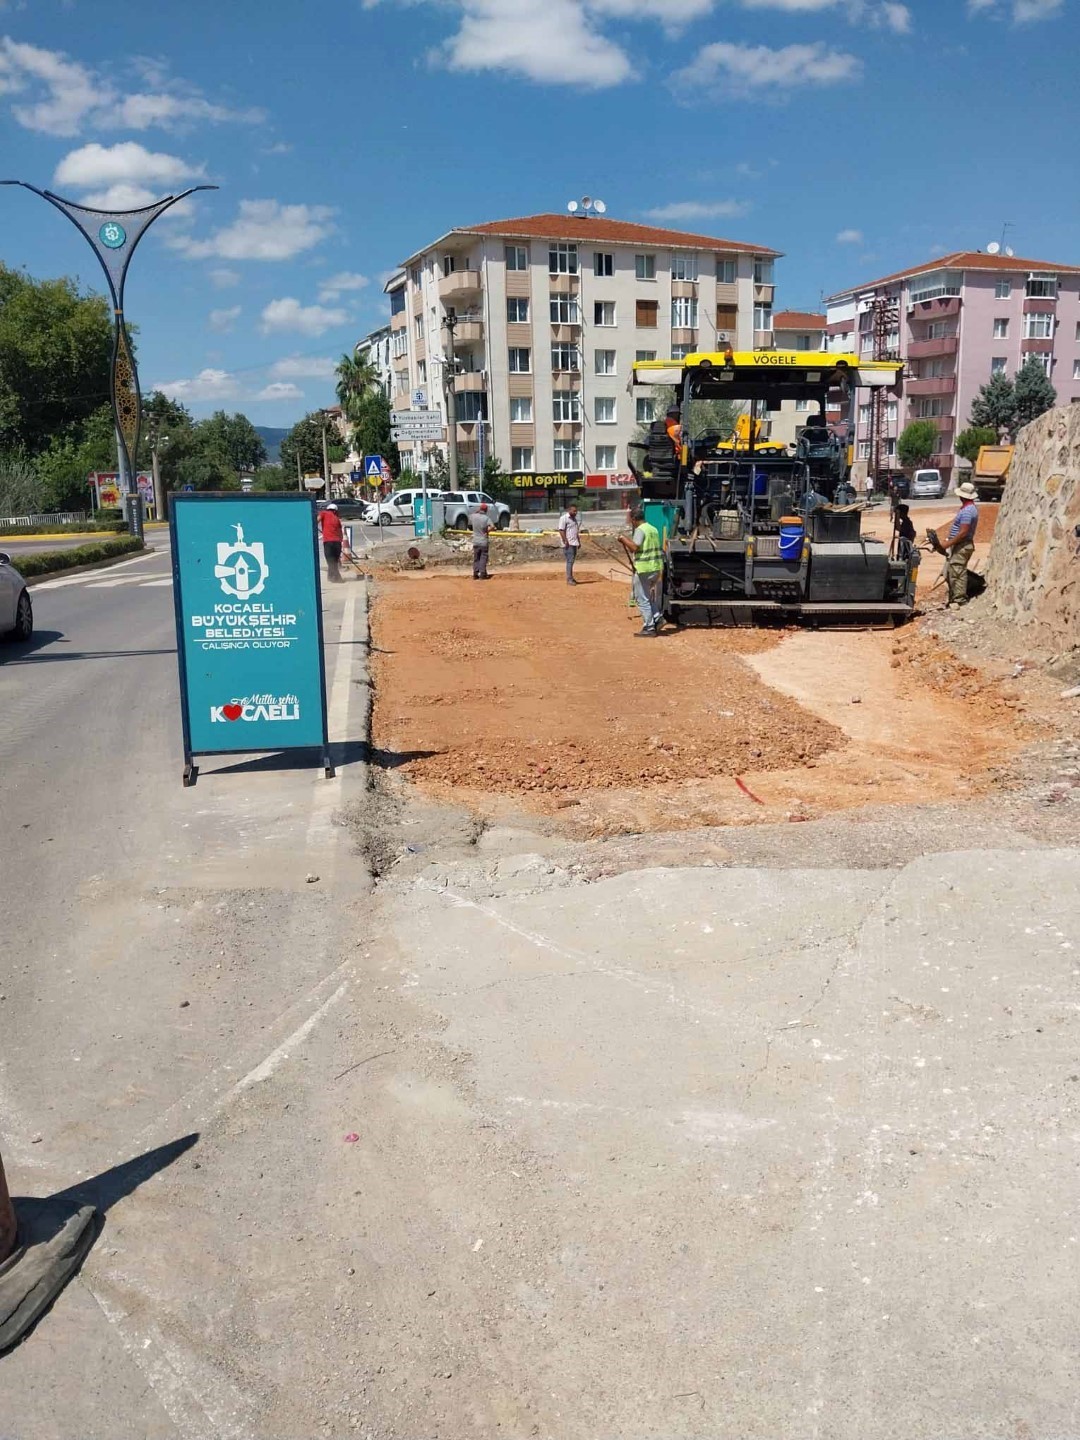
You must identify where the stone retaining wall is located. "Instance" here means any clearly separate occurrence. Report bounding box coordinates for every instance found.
[986,404,1080,650]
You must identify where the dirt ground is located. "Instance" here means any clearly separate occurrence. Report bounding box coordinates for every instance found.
[371,559,1032,838]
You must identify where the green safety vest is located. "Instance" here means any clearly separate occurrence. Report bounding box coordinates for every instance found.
[634,521,663,575]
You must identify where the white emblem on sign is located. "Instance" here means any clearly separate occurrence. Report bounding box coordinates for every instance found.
[213,524,269,599]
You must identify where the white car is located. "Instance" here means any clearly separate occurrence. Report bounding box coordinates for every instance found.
[442,491,511,530]
[0,551,32,642]
[910,468,945,499]
[365,488,445,527]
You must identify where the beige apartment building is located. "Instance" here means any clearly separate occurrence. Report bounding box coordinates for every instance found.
[385,213,781,496]
[768,310,828,449]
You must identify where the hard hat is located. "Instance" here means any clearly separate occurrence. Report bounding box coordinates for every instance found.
[326,502,339,510]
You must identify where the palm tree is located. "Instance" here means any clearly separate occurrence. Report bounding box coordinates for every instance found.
[335,352,379,425]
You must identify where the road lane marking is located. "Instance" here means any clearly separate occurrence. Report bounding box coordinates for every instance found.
[33,549,171,591]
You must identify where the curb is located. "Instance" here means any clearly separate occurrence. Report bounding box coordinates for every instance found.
[23,547,155,587]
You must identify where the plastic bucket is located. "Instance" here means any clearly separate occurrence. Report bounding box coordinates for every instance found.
[778,515,804,563]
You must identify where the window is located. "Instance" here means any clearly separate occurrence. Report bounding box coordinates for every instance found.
[858,440,871,460]
[753,258,775,285]
[394,369,408,394]
[414,315,424,339]
[594,252,614,277]
[551,343,580,372]
[991,357,1007,375]
[594,397,616,424]
[671,252,699,282]
[672,296,699,329]
[549,242,578,275]
[389,288,406,316]
[858,403,872,425]
[1073,360,1080,380]
[635,254,656,280]
[914,397,945,418]
[636,397,656,424]
[1024,312,1054,339]
[510,396,533,423]
[552,390,581,422]
[1076,322,1080,342]
[671,343,692,361]
[595,445,617,470]
[595,349,617,375]
[442,254,457,275]
[508,347,531,373]
[417,360,427,383]
[993,318,1009,339]
[390,331,407,359]
[1026,274,1058,299]
[635,349,656,362]
[792,333,815,351]
[636,299,659,328]
[507,297,530,324]
[795,399,809,412]
[594,300,616,327]
[512,446,533,472]
[553,440,582,469]
[717,258,737,285]
[410,265,422,286]
[1032,352,1053,375]
[456,393,487,422]
[550,296,580,324]
[716,303,737,336]
[927,320,955,340]
[754,304,773,332]
[995,279,1012,300]
[505,245,528,271]
[909,270,961,304]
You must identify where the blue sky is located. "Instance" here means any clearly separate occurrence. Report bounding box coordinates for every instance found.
[0,0,1076,427]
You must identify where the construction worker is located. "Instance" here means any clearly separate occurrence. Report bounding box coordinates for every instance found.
[944,481,980,606]
[665,406,683,450]
[317,502,344,583]
[620,505,664,637]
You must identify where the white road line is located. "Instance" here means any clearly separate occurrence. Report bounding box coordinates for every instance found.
[33,549,170,592]
[85,575,167,588]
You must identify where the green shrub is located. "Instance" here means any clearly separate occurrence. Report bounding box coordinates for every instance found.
[0,520,126,536]
[11,535,144,578]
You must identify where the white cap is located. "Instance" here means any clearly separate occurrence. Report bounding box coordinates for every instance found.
[326,502,339,510]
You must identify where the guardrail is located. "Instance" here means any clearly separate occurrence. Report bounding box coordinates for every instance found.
[0,511,89,528]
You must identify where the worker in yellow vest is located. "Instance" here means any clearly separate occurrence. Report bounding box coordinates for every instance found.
[620,505,664,636]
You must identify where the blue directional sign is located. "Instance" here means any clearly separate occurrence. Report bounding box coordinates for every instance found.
[170,494,331,785]
[365,455,384,479]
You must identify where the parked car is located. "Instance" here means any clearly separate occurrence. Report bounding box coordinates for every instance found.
[0,551,32,642]
[441,491,511,530]
[317,500,370,520]
[364,488,445,527]
[910,467,946,499]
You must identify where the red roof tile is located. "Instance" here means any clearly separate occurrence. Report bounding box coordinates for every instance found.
[827,250,1080,300]
[774,310,826,329]
[450,213,781,256]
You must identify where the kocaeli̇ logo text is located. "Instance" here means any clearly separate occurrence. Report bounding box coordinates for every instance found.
[211,694,300,723]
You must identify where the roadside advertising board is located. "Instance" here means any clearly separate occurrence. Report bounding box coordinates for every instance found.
[169,493,331,786]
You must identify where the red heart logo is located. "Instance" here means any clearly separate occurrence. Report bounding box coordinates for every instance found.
[223,703,243,721]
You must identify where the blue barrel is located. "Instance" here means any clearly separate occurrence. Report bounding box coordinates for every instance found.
[778,515,804,563]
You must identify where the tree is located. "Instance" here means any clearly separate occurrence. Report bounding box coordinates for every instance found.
[897,419,940,472]
[0,453,44,516]
[1013,357,1057,431]
[335,352,379,424]
[0,265,114,456]
[480,454,513,500]
[955,426,1000,466]
[279,412,330,482]
[197,411,267,475]
[349,389,399,478]
[969,370,1017,438]
[35,403,118,510]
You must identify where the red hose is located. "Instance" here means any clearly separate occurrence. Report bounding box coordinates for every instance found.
[735,776,765,805]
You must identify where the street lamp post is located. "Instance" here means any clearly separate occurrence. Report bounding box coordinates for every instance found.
[1,181,217,538]
[442,312,461,490]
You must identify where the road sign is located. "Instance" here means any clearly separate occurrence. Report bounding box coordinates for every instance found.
[182,484,195,493]
[169,494,331,787]
[390,409,441,425]
[392,430,444,443]
[412,388,427,408]
[364,455,384,479]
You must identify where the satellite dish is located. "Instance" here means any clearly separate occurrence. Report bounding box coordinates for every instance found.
[567,200,580,214]
[593,199,607,215]
[582,195,593,209]
[986,242,1000,255]
[1005,246,1015,257]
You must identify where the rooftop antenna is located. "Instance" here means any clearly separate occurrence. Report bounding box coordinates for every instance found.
[999,221,1014,252]
[567,195,607,219]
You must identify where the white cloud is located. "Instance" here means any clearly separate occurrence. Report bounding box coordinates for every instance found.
[644,199,751,222]
[54,140,202,189]
[318,271,370,302]
[589,0,714,18]
[268,355,338,380]
[737,0,910,21]
[170,199,334,262]
[0,36,264,137]
[968,0,1062,17]
[836,228,864,244]
[433,0,633,88]
[153,368,241,403]
[208,305,241,333]
[260,297,349,337]
[672,41,861,95]
[875,2,912,31]
[78,183,159,209]
[255,381,304,402]
[208,267,241,289]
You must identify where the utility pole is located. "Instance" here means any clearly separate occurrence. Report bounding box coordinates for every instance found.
[296,446,303,492]
[321,417,331,496]
[443,311,460,490]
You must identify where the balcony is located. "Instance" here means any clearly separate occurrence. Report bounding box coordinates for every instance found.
[452,318,484,344]
[906,375,956,397]
[754,330,775,349]
[908,296,960,319]
[1024,296,1057,312]
[671,328,698,348]
[548,271,580,294]
[438,269,482,300]
[1021,337,1053,354]
[930,451,955,469]
[554,421,583,441]
[454,371,487,393]
[672,279,698,298]
[907,334,958,359]
[390,309,408,332]
[754,284,775,305]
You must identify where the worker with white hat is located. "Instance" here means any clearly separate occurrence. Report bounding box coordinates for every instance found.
[318,501,345,583]
[945,481,980,607]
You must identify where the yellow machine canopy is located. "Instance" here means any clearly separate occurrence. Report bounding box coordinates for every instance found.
[631,352,904,404]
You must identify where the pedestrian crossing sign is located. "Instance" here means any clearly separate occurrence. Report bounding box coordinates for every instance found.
[364,455,383,479]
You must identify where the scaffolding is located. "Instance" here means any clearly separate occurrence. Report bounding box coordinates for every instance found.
[866,294,900,486]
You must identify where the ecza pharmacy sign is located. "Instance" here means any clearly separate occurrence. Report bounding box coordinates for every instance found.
[170,494,331,784]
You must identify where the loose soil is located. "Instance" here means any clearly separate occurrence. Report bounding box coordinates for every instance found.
[371,562,1033,837]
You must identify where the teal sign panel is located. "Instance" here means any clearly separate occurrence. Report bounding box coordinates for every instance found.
[170,494,330,778]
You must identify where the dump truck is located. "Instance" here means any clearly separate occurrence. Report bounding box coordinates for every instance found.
[972,444,1013,502]
[627,350,915,628]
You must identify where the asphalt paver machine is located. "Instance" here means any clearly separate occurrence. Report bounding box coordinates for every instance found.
[627,351,916,627]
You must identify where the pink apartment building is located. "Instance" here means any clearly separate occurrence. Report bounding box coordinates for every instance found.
[826,251,1080,482]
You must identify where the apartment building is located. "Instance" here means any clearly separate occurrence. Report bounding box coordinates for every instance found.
[354,321,393,396]
[385,213,781,493]
[769,310,827,449]
[826,251,1080,482]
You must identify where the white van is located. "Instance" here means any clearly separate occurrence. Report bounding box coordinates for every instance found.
[911,468,945,499]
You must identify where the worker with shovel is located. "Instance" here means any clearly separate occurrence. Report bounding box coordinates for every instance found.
[944,482,980,607]
[620,505,664,637]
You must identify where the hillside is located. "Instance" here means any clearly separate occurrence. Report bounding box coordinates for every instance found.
[255,425,290,464]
